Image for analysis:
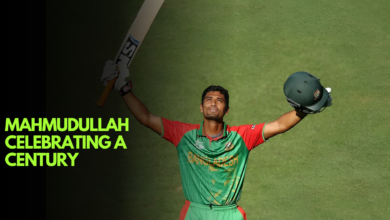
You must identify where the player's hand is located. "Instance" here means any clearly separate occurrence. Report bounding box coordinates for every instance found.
[101,60,119,86]
[115,61,129,90]
[101,60,129,91]
[325,87,332,107]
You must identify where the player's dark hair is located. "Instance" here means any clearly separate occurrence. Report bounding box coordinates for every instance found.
[201,85,229,110]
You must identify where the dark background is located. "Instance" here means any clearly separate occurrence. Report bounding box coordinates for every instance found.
[6,0,46,219]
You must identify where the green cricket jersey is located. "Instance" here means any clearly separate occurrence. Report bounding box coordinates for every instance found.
[161,117,266,206]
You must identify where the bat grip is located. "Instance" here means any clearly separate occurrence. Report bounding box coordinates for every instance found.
[97,65,120,108]
[97,78,117,108]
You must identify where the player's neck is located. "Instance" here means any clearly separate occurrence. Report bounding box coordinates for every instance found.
[203,119,224,136]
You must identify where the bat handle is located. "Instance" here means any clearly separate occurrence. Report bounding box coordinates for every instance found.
[97,65,120,108]
[97,78,117,108]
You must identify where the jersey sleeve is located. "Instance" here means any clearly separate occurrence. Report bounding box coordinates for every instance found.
[160,117,199,147]
[230,123,266,151]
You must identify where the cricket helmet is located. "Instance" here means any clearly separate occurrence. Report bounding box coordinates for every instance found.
[283,71,329,113]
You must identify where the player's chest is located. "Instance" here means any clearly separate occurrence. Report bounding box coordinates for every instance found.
[177,134,249,172]
[177,134,245,156]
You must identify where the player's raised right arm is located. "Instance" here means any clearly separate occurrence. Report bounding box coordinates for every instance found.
[101,60,162,135]
[121,92,162,135]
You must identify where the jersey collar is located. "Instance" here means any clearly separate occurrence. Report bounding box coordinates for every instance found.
[197,121,228,138]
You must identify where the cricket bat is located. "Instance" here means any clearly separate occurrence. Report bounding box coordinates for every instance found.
[97,0,164,108]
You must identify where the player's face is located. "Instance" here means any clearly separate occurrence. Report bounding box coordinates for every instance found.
[200,91,229,120]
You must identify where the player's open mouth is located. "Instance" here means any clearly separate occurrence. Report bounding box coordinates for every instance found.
[209,108,218,112]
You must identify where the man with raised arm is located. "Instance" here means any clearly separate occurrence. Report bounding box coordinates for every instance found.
[101,61,332,220]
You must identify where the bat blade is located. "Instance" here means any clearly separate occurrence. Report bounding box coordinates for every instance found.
[97,0,164,108]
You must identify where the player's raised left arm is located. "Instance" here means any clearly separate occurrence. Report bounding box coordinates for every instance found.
[263,110,306,139]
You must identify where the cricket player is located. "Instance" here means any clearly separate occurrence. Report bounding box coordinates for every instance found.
[101,61,332,220]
